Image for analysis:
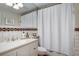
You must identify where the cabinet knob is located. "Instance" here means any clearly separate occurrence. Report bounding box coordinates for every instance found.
[34,48,36,49]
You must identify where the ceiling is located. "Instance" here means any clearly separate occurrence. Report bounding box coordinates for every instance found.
[0,3,60,15]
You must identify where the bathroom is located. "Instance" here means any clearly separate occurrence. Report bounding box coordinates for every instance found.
[0,3,79,56]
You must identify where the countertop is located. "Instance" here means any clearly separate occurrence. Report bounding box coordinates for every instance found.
[0,39,38,54]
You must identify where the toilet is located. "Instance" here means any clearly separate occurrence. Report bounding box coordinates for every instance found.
[38,47,49,56]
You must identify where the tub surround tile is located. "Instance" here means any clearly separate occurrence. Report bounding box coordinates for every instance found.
[0,28,37,42]
[0,28,37,31]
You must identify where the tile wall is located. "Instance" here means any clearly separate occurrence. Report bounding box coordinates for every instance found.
[0,30,37,42]
[74,31,79,55]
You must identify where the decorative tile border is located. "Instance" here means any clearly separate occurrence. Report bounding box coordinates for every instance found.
[0,28,37,31]
[75,28,79,31]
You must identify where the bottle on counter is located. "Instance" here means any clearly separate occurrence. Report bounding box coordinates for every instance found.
[21,32,26,39]
[26,32,29,38]
[32,33,37,39]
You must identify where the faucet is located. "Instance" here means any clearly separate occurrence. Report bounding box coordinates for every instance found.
[7,38,10,42]
[26,32,29,38]
[11,37,15,41]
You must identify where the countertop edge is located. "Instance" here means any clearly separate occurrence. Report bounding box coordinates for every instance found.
[0,39,38,55]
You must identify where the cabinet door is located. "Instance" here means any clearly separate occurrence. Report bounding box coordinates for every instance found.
[32,11,37,28]
[17,45,30,56]
[1,50,16,56]
[28,41,38,56]
[33,41,38,55]
[17,41,38,56]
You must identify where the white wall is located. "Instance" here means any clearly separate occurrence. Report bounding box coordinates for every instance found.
[74,31,79,55]
[0,9,21,27]
[21,11,37,28]
[73,4,79,55]
[0,31,37,42]
[0,9,21,42]
[74,4,79,28]
[0,9,38,43]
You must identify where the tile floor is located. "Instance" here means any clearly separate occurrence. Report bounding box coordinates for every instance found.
[48,51,67,56]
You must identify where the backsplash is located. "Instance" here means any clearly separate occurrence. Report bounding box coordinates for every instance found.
[0,30,37,43]
[0,28,37,31]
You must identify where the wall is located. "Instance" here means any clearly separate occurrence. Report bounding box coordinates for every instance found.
[0,9,37,43]
[0,9,21,42]
[73,4,79,55]
[74,4,79,28]
[0,9,21,27]
[74,31,79,55]
[0,30,37,42]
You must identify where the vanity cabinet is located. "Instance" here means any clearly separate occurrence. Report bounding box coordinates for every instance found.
[1,50,16,56]
[1,40,38,56]
[17,44,30,56]
[28,40,38,56]
[17,41,38,56]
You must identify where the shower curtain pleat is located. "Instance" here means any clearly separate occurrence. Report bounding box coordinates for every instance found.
[37,4,74,55]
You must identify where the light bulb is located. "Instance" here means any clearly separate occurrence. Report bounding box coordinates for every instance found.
[5,3,23,10]
[13,5,19,10]
[17,3,23,8]
[6,3,13,7]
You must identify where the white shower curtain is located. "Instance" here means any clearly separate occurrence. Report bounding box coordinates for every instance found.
[60,4,74,55]
[50,4,61,52]
[37,4,74,55]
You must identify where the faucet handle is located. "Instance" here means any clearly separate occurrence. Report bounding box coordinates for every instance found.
[6,38,10,42]
[16,37,18,40]
[12,37,15,41]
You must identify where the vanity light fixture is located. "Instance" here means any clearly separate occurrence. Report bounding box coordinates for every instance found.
[5,3,23,10]
[13,4,19,10]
